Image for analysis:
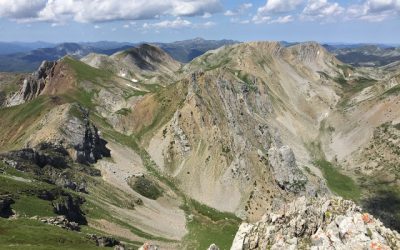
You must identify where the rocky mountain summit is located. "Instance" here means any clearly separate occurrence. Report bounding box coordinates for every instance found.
[231,196,400,250]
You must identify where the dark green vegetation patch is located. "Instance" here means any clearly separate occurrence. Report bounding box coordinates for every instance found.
[314,159,361,201]
[127,175,163,200]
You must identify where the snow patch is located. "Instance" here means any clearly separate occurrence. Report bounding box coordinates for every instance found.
[125,83,143,91]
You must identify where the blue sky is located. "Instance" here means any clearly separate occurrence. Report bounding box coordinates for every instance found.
[0,0,399,44]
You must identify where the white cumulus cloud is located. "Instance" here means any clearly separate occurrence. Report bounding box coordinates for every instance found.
[302,0,344,21]
[142,17,216,30]
[253,0,302,24]
[224,3,253,16]
[258,0,304,14]
[270,15,294,23]
[346,0,400,22]
[368,0,400,12]
[252,15,272,24]
[0,0,222,23]
[143,17,192,29]
[0,0,47,19]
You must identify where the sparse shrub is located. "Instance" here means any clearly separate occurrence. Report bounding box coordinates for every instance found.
[127,175,163,200]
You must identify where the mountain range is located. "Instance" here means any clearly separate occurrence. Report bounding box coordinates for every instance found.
[324,44,400,66]
[2,38,400,73]
[0,38,238,72]
[0,40,399,249]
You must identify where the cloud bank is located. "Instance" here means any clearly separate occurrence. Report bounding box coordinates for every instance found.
[0,0,222,23]
[251,0,400,24]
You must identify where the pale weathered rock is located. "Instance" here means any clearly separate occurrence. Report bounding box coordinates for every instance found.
[39,215,80,231]
[231,196,400,250]
[138,242,159,250]
[231,223,255,250]
[207,243,220,250]
[267,146,307,193]
[6,61,55,107]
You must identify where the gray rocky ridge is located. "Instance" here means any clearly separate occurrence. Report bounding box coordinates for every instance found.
[231,196,400,250]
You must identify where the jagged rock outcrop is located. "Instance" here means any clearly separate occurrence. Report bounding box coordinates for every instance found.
[231,196,400,250]
[0,195,14,218]
[6,61,55,106]
[87,234,122,247]
[171,111,191,154]
[65,107,111,164]
[267,146,307,193]
[39,215,80,231]
[2,143,69,170]
[26,104,111,165]
[0,142,95,193]
[52,194,86,224]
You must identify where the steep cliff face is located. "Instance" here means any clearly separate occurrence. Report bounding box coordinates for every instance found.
[25,103,110,164]
[231,196,400,250]
[6,61,56,106]
[267,146,307,193]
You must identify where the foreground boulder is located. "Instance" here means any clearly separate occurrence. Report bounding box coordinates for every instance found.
[138,243,159,250]
[231,196,400,250]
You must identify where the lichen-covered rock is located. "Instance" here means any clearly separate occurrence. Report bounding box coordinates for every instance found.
[267,146,307,192]
[231,196,400,250]
[138,242,159,250]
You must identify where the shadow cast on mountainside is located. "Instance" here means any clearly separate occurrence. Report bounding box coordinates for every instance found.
[362,189,400,232]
